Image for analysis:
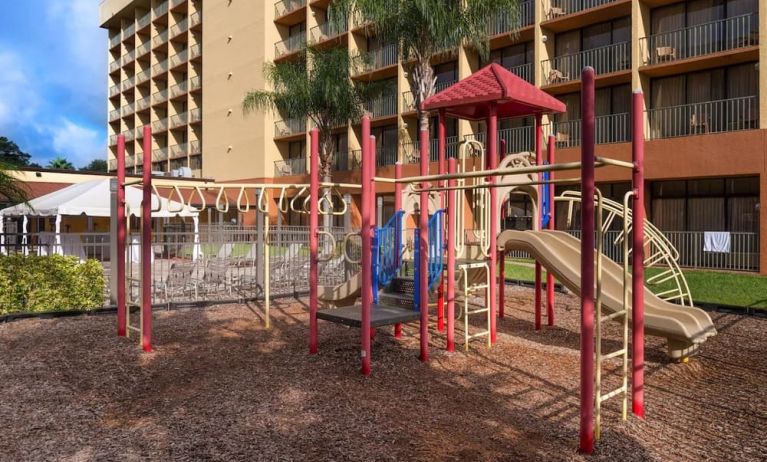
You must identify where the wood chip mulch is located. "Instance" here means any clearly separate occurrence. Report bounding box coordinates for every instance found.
[1,286,765,461]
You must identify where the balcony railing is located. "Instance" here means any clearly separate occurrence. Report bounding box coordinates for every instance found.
[189,43,202,60]
[109,34,122,49]
[403,137,459,164]
[136,96,151,112]
[153,29,169,48]
[402,91,416,112]
[170,0,185,9]
[169,49,189,68]
[546,0,617,20]
[153,147,169,162]
[488,1,534,36]
[122,77,135,91]
[135,68,151,85]
[499,126,535,153]
[310,20,348,43]
[138,12,151,30]
[170,17,189,38]
[122,102,136,117]
[542,41,630,84]
[109,60,121,73]
[349,146,398,167]
[136,41,151,58]
[109,109,121,122]
[505,62,533,83]
[190,75,202,91]
[551,113,631,148]
[152,118,168,132]
[123,22,136,39]
[640,14,758,66]
[435,80,457,93]
[170,81,189,98]
[646,96,757,139]
[364,93,398,118]
[275,157,307,176]
[108,158,117,170]
[190,11,202,28]
[152,88,169,105]
[153,59,169,75]
[124,130,136,142]
[274,0,306,18]
[171,112,188,128]
[332,151,358,171]
[153,1,169,18]
[109,85,121,98]
[355,44,398,75]
[169,143,188,159]
[122,49,136,66]
[274,118,306,137]
[190,108,202,123]
[190,140,201,155]
[275,32,306,58]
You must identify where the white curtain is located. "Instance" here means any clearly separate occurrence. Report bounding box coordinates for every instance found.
[55,215,62,255]
[22,216,28,255]
[192,216,201,261]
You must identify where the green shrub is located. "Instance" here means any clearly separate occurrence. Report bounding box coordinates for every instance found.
[0,254,105,314]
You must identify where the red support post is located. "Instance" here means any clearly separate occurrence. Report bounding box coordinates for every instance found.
[309,128,320,354]
[547,134,556,326]
[418,125,429,362]
[446,158,457,352]
[361,116,373,374]
[394,162,403,339]
[116,135,127,337]
[487,104,498,344]
[369,134,377,341]
[499,138,506,319]
[631,90,646,418]
[534,113,543,331]
[579,67,596,455]
[141,126,152,352]
[437,110,446,332]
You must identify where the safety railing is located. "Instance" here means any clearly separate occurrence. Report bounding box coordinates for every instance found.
[152,59,169,75]
[505,62,533,83]
[170,111,188,128]
[109,60,121,73]
[498,125,535,153]
[153,147,169,162]
[546,0,617,19]
[364,92,398,118]
[153,1,169,18]
[137,11,151,30]
[190,11,202,28]
[122,102,136,117]
[402,91,416,112]
[189,43,202,60]
[646,96,758,139]
[170,17,189,39]
[135,68,151,85]
[275,32,306,59]
[136,41,151,58]
[153,29,169,48]
[109,109,121,122]
[109,34,122,49]
[169,49,189,68]
[109,135,118,146]
[640,14,758,66]
[354,43,398,75]
[135,95,151,112]
[169,143,188,159]
[274,157,307,176]
[122,49,136,65]
[109,85,121,98]
[122,76,135,91]
[402,137,459,164]
[310,20,347,43]
[152,117,168,132]
[170,81,189,98]
[274,0,306,18]
[123,22,136,40]
[152,88,169,105]
[170,0,185,8]
[274,118,306,137]
[190,140,201,155]
[373,210,405,300]
[662,231,759,272]
[332,151,359,171]
[190,75,202,91]
[551,112,631,147]
[488,1,534,36]
[413,209,446,308]
[190,108,202,123]
[542,41,631,84]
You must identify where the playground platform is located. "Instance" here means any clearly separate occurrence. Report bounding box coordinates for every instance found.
[317,303,420,327]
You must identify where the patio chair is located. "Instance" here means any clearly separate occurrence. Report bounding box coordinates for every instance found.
[201,257,236,298]
[690,113,709,134]
[148,261,199,309]
[547,69,569,84]
[656,46,676,62]
[548,6,566,18]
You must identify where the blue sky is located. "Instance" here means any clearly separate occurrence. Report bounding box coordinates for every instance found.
[0,0,106,167]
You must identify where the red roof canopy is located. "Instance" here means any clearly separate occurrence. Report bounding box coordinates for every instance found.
[423,63,566,120]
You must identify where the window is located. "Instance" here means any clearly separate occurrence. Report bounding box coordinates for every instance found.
[288,141,304,160]
[485,43,534,68]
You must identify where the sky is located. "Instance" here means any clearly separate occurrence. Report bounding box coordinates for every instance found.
[0,0,106,168]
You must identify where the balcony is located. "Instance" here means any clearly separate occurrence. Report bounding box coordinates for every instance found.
[169,143,188,159]
[109,109,121,122]
[152,88,169,105]
[542,41,630,85]
[153,147,169,162]
[310,20,347,43]
[170,0,186,9]
[364,92,398,119]
[123,23,136,40]
[137,12,151,31]
[136,96,151,112]
[109,34,122,49]
[109,85,121,98]
[275,32,306,59]
[136,41,151,59]
[109,60,121,73]
[488,1,534,36]
[551,113,631,148]
[332,151,358,171]
[189,43,202,61]
[274,157,307,176]
[190,75,202,91]
[122,49,136,66]
[640,14,758,67]
[108,158,117,170]
[170,17,189,39]
[505,62,533,83]
[124,130,136,142]
[135,68,151,86]
[169,49,189,69]
[152,118,169,132]
[274,118,306,138]
[646,96,757,140]
[402,92,416,112]
[153,1,169,18]
[354,44,398,75]
[190,140,201,155]
[274,0,306,19]
[153,59,169,75]
[190,11,202,29]
[170,81,189,99]
[190,108,202,123]
[170,112,188,128]
[153,29,169,48]
[402,137,459,164]
[122,102,136,117]
[546,0,618,20]
[126,156,136,168]
[122,77,136,91]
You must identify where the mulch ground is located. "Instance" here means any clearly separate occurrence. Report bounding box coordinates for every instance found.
[1,285,765,462]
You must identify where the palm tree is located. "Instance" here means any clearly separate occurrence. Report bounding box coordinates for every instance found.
[243,45,382,187]
[330,0,519,134]
[0,160,28,206]
[47,156,75,170]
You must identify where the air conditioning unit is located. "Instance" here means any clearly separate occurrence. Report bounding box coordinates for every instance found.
[152,170,164,177]
[170,169,181,177]
[179,167,193,177]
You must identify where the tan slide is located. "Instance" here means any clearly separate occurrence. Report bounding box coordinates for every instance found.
[318,271,362,308]
[499,229,717,359]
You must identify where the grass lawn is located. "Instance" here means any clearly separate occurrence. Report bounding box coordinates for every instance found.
[504,259,767,309]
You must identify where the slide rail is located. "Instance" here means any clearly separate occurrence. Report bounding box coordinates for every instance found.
[413,209,446,309]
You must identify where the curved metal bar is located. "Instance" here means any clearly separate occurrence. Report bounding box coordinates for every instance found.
[343,232,362,264]
[188,186,207,212]
[316,230,337,263]
[257,188,270,213]
[166,185,186,213]
[236,186,251,213]
[277,187,289,214]
[290,187,309,214]
[150,184,162,213]
[215,186,230,213]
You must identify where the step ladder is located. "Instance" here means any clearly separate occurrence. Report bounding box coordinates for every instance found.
[458,261,491,351]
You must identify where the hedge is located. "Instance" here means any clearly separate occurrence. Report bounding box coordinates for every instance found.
[0,254,105,314]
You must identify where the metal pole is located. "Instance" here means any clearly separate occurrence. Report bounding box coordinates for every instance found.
[437,110,447,333]
[394,162,403,339]
[631,89,646,419]
[369,134,377,343]
[309,128,320,354]
[579,67,596,455]
[116,135,127,337]
[418,124,429,362]
[141,126,152,352]
[361,117,373,374]
[534,113,543,331]
[547,134,556,326]
[499,138,506,319]
[447,157,457,352]
[488,104,498,344]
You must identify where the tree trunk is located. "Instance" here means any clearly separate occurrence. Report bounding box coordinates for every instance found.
[319,138,334,254]
[412,58,436,159]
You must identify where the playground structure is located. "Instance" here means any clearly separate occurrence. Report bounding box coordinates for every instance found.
[112,64,718,454]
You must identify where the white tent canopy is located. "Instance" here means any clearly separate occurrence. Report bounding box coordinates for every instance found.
[0,178,198,218]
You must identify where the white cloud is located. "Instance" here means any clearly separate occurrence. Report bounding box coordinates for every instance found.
[0,51,40,129]
[47,119,103,166]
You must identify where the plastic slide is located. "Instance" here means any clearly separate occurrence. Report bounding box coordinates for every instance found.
[499,229,717,359]
[318,271,362,308]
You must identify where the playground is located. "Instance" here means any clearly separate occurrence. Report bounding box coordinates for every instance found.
[0,289,765,461]
[1,63,763,459]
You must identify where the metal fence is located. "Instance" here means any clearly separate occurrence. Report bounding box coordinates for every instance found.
[547,0,617,18]
[646,96,758,139]
[552,112,631,148]
[542,42,631,84]
[640,14,758,65]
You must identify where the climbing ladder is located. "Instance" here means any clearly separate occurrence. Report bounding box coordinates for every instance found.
[458,261,491,350]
